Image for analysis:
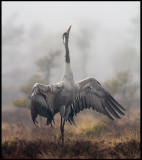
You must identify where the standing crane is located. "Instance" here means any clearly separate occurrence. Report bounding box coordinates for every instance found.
[30,26,126,146]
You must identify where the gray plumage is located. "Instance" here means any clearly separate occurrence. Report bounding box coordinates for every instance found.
[30,26,126,145]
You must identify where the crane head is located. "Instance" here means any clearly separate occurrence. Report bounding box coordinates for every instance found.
[62,25,72,44]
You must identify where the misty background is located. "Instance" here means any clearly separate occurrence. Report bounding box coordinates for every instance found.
[2,2,140,124]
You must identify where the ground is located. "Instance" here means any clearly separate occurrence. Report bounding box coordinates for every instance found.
[2,107,140,159]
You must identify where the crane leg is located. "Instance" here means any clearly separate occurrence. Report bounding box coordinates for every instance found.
[60,116,66,146]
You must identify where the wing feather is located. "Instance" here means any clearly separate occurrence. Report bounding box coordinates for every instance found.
[105,101,121,119]
[108,94,126,111]
[107,99,125,115]
[70,78,125,121]
[101,102,114,120]
[30,82,63,126]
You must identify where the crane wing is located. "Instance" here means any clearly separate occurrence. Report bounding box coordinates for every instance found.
[30,82,63,126]
[69,78,126,121]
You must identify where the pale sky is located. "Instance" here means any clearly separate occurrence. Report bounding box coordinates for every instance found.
[2,1,140,105]
[2,1,140,33]
[2,1,140,81]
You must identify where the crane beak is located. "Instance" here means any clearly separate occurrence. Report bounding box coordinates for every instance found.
[66,25,72,34]
[62,25,72,44]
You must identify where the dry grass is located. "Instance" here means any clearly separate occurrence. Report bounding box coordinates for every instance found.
[2,119,140,159]
[2,136,140,159]
[2,107,140,159]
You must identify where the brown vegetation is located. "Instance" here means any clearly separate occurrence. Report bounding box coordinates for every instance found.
[2,137,140,159]
[2,108,140,159]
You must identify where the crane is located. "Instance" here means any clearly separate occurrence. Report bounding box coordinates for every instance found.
[30,26,126,146]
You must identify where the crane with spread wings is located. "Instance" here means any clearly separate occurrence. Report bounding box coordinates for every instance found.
[30,26,126,146]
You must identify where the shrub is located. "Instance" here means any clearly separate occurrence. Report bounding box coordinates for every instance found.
[13,99,30,108]
[81,121,109,138]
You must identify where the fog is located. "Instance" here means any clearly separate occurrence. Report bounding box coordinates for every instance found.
[2,2,140,108]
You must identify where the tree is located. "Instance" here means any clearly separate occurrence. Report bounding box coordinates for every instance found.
[13,74,46,126]
[112,12,140,81]
[35,50,61,83]
[2,14,25,46]
[13,74,46,109]
[76,27,93,78]
[13,48,61,107]
[103,70,140,118]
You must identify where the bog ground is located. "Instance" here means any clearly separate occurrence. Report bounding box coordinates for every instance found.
[2,108,140,159]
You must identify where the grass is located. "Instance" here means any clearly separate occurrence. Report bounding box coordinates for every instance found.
[2,118,140,159]
[2,137,140,159]
[2,107,140,159]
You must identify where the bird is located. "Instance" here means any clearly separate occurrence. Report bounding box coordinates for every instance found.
[30,26,126,146]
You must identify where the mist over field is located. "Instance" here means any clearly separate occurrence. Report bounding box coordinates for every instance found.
[2,1,140,159]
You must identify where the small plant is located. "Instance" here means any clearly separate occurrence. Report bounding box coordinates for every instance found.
[81,121,109,138]
[13,99,30,108]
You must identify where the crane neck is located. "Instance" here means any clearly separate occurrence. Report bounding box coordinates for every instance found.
[63,63,74,82]
[65,38,70,63]
[63,36,74,81]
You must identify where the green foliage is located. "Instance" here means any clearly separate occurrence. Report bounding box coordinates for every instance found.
[20,74,46,98]
[104,70,131,95]
[13,99,30,109]
[81,122,109,138]
[104,70,140,112]
[13,50,61,109]
[13,75,45,109]
[13,75,45,108]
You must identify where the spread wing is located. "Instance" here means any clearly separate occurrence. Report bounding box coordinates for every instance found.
[69,78,126,122]
[30,82,63,127]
